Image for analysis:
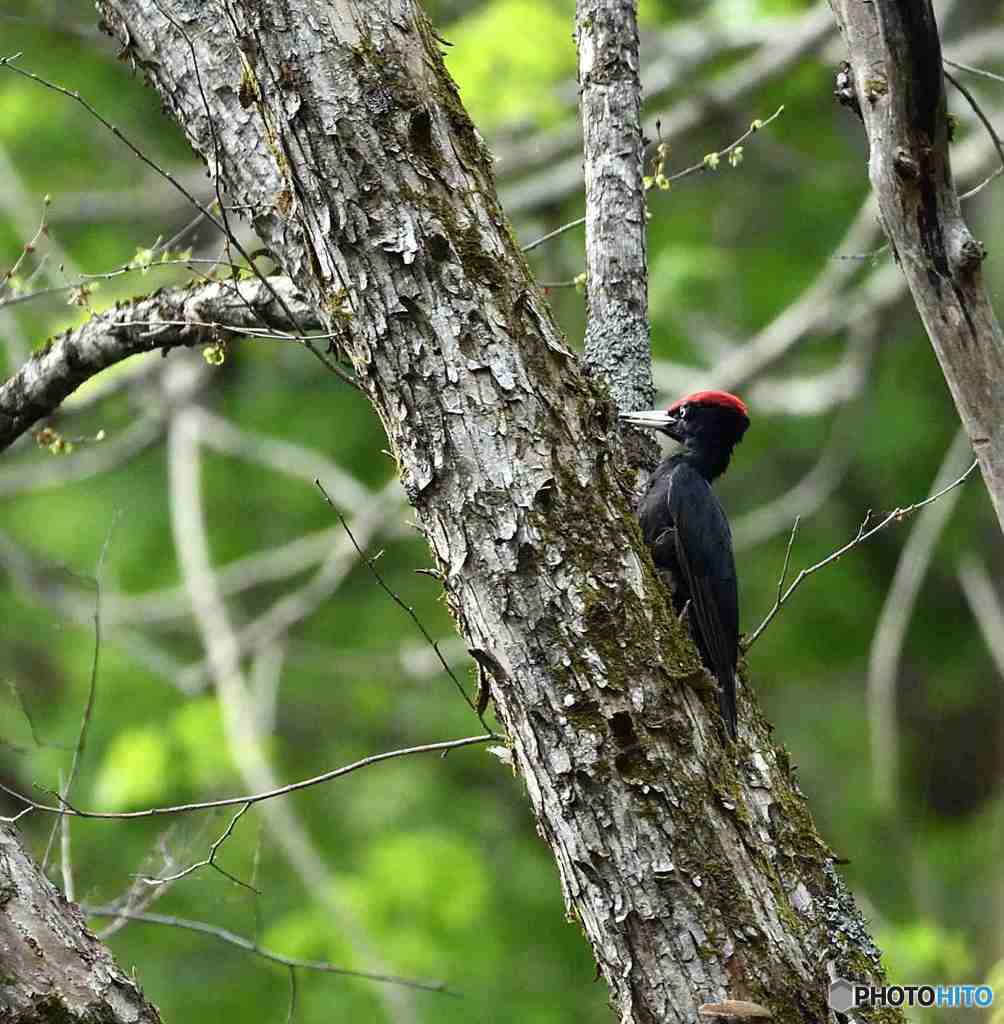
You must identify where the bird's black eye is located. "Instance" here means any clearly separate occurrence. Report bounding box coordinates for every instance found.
[678,405,688,419]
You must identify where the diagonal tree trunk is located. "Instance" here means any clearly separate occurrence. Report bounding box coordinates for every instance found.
[0,823,162,1022]
[828,0,1004,533]
[1,1,900,1020]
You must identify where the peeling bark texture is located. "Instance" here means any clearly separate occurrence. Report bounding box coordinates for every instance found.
[828,0,1004,534]
[0,824,162,1023]
[0,277,317,451]
[2,1,898,1020]
[575,0,655,441]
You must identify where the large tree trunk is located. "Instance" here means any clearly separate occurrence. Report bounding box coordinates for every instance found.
[1,1,898,1020]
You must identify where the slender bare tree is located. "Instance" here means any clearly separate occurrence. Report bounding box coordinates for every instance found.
[828,0,1004,531]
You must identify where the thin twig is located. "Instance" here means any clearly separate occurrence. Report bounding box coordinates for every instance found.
[157,204,215,255]
[945,69,1004,187]
[0,257,249,312]
[744,459,980,650]
[6,679,49,749]
[108,318,341,343]
[0,194,48,294]
[958,165,1004,201]
[315,479,497,734]
[80,907,460,996]
[41,516,118,872]
[286,966,298,1024]
[831,244,889,262]
[949,68,1004,201]
[661,105,785,186]
[774,517,800,606]
[522,105,786,253]
[0,734,492,821]
[0,60,219,257]
[521,106,783,253]
[523,216,586,254]
[139,802,257,890]
[944,57,1004,86]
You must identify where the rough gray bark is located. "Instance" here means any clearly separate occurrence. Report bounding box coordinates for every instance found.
[575,0,654,423]
[0,824,162,1023]
[2,1,897,1020]
[828,0,1004,534]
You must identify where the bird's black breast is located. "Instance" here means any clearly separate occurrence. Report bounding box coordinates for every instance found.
[638,459,685,590]
[638,457,739,657]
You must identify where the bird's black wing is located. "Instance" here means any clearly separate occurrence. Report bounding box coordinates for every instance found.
[666,463,739,738]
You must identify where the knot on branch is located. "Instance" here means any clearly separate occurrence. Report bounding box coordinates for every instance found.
[893,148,920,180]
[954,234,987,276]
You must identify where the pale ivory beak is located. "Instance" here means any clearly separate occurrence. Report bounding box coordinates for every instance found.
[619,409,672,428]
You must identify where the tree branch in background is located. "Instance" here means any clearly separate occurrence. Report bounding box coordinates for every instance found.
[958,555,1004,681]
[521,106,784,258]
[316,479,496,734]
[81,907,458,995]
[575,0,654,433]
[745,456,979,650]
[827,0,1004,534]
[41,520,116,872]
[0,735,493,821]
[505,2,834,215]
[866,431,973,811]
[166,401,420,1021]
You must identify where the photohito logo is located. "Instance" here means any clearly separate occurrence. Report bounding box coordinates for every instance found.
[829,978,994,1012]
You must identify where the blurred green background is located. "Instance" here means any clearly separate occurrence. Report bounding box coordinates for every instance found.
[1,0,1001,1021]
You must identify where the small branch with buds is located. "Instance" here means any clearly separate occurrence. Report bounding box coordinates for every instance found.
[744,458,980,650]
[522,106,784,254]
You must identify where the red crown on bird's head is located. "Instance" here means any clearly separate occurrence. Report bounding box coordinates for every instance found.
[668,390,749,419]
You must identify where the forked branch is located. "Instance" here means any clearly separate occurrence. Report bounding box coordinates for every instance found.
[745,458,979,650]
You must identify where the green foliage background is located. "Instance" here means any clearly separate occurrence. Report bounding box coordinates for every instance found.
[0,0,1001,1021]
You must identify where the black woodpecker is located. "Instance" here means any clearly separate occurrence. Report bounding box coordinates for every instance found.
[621,391,750,739]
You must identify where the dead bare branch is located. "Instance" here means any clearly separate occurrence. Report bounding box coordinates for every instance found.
[0,735,492,821]
[745,457,979,650]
